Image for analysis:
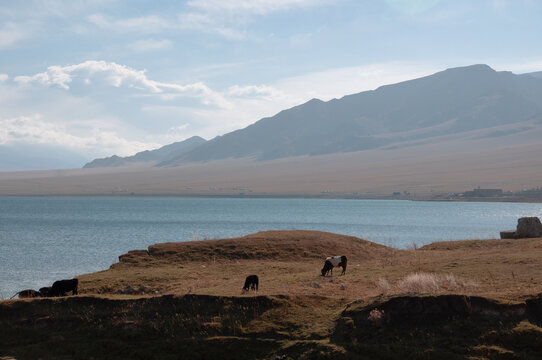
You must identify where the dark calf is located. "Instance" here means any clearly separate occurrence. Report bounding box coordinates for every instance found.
[39,286,52,297]
[321,260,334,276]
[50,278,78,296]
[242,275,259,292]
[10,289,41,299]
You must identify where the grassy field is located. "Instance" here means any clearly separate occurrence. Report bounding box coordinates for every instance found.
[2,230,542,359]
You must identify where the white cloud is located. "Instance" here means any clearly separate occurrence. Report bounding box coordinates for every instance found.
[0,114,157,156]
[187,0,333,15]
[289,32,313,47]
[179,0,333,40]
[88,13,173,33]
[227,84,286,100]
[384,0,441,15]
[0,74,8,82]
[0,21,35,49]
[127,38,173,52]
[85,0,333,41]
[14,60,230,108]
[177,12,247,40]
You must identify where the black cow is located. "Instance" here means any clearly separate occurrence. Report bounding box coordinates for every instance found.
[50,278,78,296]
[39,286,52,297]
[10,289,41,299]
[242,275,259,292]
[321,256,347,276]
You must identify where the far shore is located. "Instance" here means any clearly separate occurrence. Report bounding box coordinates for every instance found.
[1,191,542,203]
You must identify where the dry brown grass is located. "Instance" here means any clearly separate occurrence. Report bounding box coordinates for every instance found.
[76,230,542,302]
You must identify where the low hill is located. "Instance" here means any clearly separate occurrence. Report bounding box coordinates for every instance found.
[83,136,206,168]
[116,230,393,265]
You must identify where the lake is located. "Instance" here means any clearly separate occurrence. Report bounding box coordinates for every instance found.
[1,196,541,298]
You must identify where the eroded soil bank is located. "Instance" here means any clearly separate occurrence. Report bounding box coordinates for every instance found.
[2,293,542,359]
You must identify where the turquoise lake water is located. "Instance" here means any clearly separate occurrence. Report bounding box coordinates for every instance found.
[1,196,542,298]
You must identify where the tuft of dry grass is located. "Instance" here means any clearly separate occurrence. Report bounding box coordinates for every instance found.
[376,278,392,296]
[397,272,442,294]
[377,272,479,296]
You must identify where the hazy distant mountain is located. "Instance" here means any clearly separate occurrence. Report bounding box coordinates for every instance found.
[83,136,206,168]
[158,64,542,166]
[525,71,542,79]
[0,144,89,171]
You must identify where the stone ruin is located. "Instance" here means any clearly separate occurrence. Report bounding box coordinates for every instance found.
[500,217,542,239]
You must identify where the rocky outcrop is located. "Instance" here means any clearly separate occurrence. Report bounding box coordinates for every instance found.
[500,217,542,239]
[516,217,542,238]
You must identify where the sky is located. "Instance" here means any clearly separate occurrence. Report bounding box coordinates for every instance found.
[1,0,542,169]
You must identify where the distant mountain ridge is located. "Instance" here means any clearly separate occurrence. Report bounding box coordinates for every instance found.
[157,64,542,166]
[526,71,542,79]
[84,64,542,168]
[83,136,206,168]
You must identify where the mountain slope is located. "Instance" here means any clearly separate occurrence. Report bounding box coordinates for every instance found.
[159,64,542,166]
[83,136,206,168]
[525,71,542,79]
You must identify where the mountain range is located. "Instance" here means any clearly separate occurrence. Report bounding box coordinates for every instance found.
[83,136,206,168]
[83,64,542,169]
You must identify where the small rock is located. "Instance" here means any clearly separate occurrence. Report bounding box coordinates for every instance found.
[312,282,321,288]
[340,284,348,290]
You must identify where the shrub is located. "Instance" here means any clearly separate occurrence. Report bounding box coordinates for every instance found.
[367,308,386,327]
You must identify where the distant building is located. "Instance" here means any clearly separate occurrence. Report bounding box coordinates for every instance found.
[463,188,503,197]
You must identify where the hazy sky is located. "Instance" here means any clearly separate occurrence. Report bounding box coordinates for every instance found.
[1,0,541,163]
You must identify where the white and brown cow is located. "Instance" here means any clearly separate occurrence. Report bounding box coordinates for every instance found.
[321,256,347,276]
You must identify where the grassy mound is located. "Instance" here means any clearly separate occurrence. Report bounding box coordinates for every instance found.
[117,230,392,266]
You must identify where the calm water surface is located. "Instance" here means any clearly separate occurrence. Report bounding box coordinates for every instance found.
[1,196,542,298]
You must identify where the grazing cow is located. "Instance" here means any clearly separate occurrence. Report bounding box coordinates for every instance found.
[242,275,259,292]
[321,256,347,276]
[50,278,78,297]
[39,286,52,297]
[10,289,41,299]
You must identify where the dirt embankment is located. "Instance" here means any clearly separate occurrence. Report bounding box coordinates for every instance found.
[3,293,542,359]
